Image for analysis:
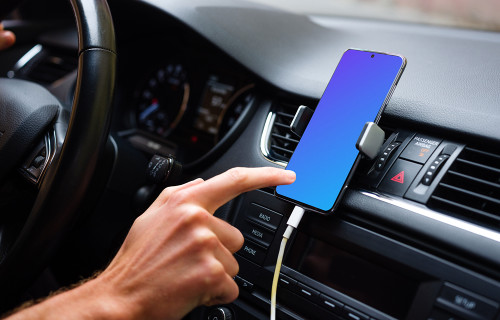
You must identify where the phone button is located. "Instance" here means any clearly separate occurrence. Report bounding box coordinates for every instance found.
[237,239,268,265]
[378,159,422,197]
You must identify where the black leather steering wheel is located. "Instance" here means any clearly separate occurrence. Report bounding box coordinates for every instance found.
[0,0,116,308]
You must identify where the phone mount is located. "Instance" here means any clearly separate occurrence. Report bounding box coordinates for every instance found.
[290,105,385,160]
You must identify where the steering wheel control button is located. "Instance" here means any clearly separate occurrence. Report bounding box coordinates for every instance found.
[422,154,450,186]
[400,134,441,164]
[234,276,254,292]
[436,283,499,320]
[319,294,344,315]
[343,306,370,320]
[378,159,422,196]
[247,203,283,230]
[237,239,267,265]
[207,307,233,320]
[242,220,275,248]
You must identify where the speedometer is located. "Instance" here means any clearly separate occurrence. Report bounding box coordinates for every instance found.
[135,63,189,138]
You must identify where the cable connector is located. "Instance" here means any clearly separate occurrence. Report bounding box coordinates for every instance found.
[283,206,305,239]
[271,205,306,320]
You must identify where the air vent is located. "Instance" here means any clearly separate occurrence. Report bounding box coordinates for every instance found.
[428,147,500,230]
[12,45,77,85]
[261,101,302,164]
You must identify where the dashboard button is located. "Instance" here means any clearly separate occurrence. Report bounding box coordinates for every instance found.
[278,274,297,291]
[400,134,441,164]
[234,276,254,292]
[378,159,422,196]
[319,294,344,315]
[436,283,499,320]
[237,239,267,265]
[343,306,370,320]
[246,203,283,230]
[296,282,320,301]
[242,220,275,247]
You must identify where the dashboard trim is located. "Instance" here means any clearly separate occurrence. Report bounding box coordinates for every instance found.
[360,190,500,244]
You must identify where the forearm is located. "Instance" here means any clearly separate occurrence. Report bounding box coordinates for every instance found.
[4,278,134,320]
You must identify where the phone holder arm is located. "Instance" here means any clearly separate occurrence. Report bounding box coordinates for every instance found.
[290,105,314,138]
[356,122,385,159]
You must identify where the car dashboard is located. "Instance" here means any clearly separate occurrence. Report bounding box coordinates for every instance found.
[2,0,500,319]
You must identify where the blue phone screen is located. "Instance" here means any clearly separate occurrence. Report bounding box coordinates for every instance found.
[276,49,405,212]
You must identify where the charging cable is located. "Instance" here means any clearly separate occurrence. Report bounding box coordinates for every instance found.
[270,205,305,320]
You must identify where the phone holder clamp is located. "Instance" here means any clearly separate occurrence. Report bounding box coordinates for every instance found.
[290,106,385,160]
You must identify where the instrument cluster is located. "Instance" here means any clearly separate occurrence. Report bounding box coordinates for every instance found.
[122,55,256,167]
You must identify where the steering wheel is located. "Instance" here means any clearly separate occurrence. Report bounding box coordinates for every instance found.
[0,0,115,308]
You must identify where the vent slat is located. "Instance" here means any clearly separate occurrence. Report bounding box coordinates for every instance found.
[455,158,500,175]
[264,101,305,162]
[429,145,500,231]
[439,183,500,206]
[448,170,500,190]
[16,47,77,84]
[271,133,299,144]
[276,111,295,118]
[465,147,500,162]
[271,144,295,155]
[274,122,291,130]
[430,195,500,223]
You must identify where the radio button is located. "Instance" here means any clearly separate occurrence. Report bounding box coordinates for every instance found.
[247,203,283,230]
[436,283,499,320]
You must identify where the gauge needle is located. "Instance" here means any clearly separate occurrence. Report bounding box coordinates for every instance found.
[140,98,159,122]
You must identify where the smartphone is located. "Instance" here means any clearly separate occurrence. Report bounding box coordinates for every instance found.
[275,49,406,213]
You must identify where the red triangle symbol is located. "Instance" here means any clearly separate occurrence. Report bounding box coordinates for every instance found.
[391,171,405,184]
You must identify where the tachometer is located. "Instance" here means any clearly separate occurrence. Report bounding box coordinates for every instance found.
[217,84,255,141]
[135,63,189,137]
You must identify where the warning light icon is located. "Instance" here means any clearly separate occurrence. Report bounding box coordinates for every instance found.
[391,171,405,184]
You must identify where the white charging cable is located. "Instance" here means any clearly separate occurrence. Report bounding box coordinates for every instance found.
[270,205,305,320]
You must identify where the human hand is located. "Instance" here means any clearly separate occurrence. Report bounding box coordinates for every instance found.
[0,23,15,50]
[93,167,296,320]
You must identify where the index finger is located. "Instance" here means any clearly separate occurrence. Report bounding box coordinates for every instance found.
[188,167,295,214]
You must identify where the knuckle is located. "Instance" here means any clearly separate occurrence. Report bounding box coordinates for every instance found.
[182,206,209,226]
[226,167,248,185]
[202,258,225,286]
[158,186,176,201]
[187,227,218,252]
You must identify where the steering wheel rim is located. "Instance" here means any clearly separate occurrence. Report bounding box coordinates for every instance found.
[0,0,116,306]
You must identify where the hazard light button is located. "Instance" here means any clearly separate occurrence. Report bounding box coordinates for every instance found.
[378,159,422,196]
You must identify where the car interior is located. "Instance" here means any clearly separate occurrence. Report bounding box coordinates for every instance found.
[0,0,499,319]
